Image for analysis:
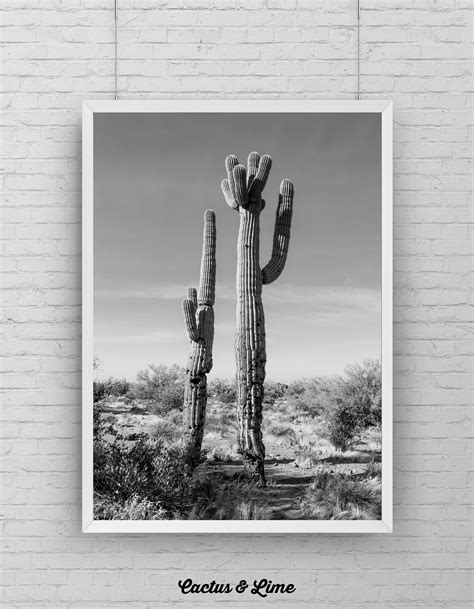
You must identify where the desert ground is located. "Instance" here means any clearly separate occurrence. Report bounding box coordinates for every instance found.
[93,362,382,521]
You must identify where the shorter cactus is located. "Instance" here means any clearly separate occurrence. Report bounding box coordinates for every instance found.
[182,210,216,470]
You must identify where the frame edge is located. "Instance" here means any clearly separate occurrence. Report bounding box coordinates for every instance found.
[82,103,94,531]
[81,100,394,534]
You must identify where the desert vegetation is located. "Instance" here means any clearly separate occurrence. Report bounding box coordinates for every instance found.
[93,359,382,520]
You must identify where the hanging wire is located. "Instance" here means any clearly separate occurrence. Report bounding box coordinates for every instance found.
[357,0,360,100]
[114,0,118,100]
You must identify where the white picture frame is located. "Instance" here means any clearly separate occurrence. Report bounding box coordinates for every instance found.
[82,100,393,534]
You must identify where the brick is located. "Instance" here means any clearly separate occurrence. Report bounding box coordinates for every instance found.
[1,2,472,608]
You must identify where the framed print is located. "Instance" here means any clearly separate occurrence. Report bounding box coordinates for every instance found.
[82,100,392,533]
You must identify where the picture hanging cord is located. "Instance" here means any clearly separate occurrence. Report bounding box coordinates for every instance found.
[114,0,118,100]
[112,0,361,101]
[357,0,361,100]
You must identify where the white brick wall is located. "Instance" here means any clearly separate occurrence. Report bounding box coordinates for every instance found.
[2,0,472,606]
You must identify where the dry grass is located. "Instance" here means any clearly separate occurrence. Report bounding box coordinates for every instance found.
[300,463,382,520]
[94,362,382,520]
[200,402,240,462]
[94,495,168,520]
[188,471,270,520]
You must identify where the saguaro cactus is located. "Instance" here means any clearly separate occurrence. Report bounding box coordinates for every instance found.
[221,152,294,485]
[182,209,216,469]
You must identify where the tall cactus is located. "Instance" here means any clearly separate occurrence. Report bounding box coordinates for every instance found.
[182,209,216,470]
[221,152,294,485]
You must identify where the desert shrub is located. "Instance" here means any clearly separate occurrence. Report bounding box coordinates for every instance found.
[300,467,381,520]
[131,364,186,413]
[341,360,382,426]
[293,444,321,469]
[93,377,131,403]
[265,422,298,451]
[264,381,288,406]
[202,431,238,463]
[322,398,360,451]
[285,377,335,419]
[93,407,116,442]
[168,409,183,426]
[286,379,307,398]
[363,425,382,452]
[93,381,108,403]
[215,409,235,427]
[148,418,180,444]
[93,407,105,439]
[94,495,167,520]
[94,434,156,502]
[209,378,237,404]
[322,360,382,451]
[94,431,192,518]
[266,422,293,438]
[362,456,382,480]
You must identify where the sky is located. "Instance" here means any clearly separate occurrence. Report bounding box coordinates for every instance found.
[94,112,381,383]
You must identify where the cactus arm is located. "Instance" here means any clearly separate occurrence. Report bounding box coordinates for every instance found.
[182,298,199,341]
[247,151,260,186]
[248,154,272,202]
[226,154,239,199]
[261,179,294,285]
[187,287,197,309]
[226,154,239,178]
[221,155,241,210]
[198,209,216,306]
[233,165,248,208]
[221,179,238,210]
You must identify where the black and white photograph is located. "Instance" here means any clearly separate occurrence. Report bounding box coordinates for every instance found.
[83,100,392,533]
